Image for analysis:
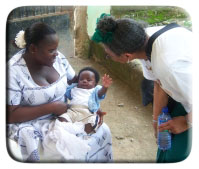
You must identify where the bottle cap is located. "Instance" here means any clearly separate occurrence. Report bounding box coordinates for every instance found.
[162,107,168,113]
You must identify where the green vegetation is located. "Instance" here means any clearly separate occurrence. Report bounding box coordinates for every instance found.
[111,6,191,29]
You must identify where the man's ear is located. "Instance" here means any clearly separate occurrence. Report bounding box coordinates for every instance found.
[29,44,37,54]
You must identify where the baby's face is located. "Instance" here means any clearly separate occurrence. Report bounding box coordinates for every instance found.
[77,71,96,89]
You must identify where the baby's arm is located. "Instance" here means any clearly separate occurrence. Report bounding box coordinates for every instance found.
[98,74,112,98]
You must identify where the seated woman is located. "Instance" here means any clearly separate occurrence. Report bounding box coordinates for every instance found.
[7,22,113,162]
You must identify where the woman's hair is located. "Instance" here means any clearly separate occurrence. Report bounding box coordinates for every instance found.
[24,22,56,50]
[77,67,100,84]
[95,15,147,56]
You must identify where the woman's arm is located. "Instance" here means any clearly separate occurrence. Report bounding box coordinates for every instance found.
[7,101,68,123]
[152,81,169,137]
[153,81,169,121]
[153,82,192,135]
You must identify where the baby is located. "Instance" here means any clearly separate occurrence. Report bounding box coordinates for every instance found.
[58,67,112,134]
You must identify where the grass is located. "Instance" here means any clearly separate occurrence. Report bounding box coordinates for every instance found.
[111,7,191,28]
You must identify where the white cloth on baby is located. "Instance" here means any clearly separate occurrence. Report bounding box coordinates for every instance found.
[42,120,91,162]
[70,87,95,106]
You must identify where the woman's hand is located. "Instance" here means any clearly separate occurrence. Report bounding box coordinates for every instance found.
[50,101,68,116]
[158,116,188,134]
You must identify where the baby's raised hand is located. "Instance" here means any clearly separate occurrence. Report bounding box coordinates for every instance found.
[102,74,112,88]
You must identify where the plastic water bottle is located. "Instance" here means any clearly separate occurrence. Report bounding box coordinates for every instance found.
[158,107,172,151]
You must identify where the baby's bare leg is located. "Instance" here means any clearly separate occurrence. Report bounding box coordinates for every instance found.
[84,123,94,134]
